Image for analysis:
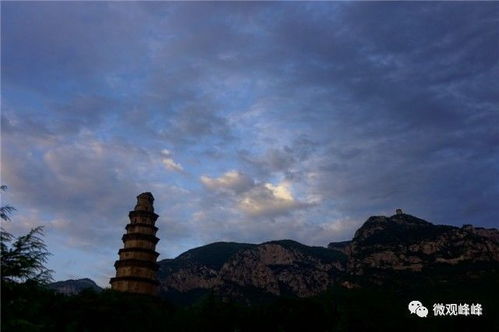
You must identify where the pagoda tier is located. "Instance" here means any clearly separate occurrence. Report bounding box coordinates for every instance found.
[110,192,160,295]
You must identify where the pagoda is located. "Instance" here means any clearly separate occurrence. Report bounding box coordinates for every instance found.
[110,192,160,295]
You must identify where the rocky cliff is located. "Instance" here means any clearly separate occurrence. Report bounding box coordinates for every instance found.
[158,240,347,303]
[158,213,499,303]
[331,214,499,273]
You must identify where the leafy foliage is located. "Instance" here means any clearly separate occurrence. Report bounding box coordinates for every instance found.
[1,226,53,283]
[1,185,53,284]
[1,185,16,222]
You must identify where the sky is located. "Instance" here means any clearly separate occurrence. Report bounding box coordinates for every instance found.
[1,2,498,287]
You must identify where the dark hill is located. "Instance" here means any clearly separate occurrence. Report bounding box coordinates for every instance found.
[48,278,102,295]
[165,241,256,270]
[158,213,498,304]
[340,213,499,279]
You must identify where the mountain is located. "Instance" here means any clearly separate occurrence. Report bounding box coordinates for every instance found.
[48,278,102,295]
[48,213,498,303]
[14,215,499,332]
[158,213,499,303]
[337,213,499,274]
[329,213,499,288]
[158,240,347,303]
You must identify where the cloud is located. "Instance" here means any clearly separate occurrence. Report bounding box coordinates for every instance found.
[1,2,153,94]
[160,149,183,172]
[162,159,183,172]
[50,95,119,135]
[238,181,312,218]
[238,136,319,180]
[200,171,312,218]
[161,105,234,145]
[200,170,254,193]
[50,218,71,230]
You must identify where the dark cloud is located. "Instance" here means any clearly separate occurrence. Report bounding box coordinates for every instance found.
[50,95,119,134]
[159,104,234,145]
[1,2,152,94]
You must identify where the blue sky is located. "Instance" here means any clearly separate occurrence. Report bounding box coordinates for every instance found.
[1,2,498,287]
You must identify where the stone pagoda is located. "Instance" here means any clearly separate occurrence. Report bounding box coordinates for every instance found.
[110,192,160,295]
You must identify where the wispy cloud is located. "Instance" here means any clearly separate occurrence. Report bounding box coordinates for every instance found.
[161,149,184,172]
[201,170,254,193]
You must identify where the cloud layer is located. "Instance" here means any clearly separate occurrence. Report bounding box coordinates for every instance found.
[2,2,498,286]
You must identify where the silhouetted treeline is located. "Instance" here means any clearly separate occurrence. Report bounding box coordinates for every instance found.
[2,274,498,332]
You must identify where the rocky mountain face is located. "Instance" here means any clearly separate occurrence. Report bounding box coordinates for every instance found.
[48,278,102,295]
[158,240,347,303]
[158,213,499,303]
[335,214,499,276]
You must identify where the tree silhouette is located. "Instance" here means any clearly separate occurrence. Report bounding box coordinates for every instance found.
[1,185,52,284]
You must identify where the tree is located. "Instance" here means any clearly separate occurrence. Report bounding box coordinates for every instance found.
[0,185,16,221]
[1,185,53,284]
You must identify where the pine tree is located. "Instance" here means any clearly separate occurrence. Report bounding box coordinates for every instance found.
[1,185,53,284]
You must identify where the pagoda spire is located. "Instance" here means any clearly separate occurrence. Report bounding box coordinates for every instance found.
[110,192,160,295]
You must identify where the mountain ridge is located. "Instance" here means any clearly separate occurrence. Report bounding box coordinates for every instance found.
[49,213,499,303]
[156,213,498,303]
[48,278,102,295]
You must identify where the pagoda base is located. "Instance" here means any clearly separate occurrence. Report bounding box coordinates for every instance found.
[110,276,159,295]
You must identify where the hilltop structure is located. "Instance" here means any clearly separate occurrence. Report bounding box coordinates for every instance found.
[110,192,160,295]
